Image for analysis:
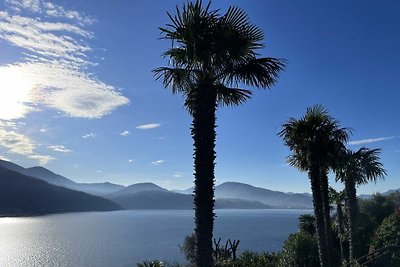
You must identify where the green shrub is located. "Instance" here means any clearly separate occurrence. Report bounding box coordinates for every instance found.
[179,233,196,265]
[369,213,400,266]
[215,251,279,267]
[278,232,319,267]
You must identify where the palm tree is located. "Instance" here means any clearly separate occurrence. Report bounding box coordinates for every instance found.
[329,187,346,264]
[335,147,386,262]
[298,214,316,236]
[154,2,285,266]
[279,105,350,267]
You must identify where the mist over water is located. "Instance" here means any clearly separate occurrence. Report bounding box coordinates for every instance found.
[0,209,311,267]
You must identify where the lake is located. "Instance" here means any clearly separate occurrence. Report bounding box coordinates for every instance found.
[0,209,311,267]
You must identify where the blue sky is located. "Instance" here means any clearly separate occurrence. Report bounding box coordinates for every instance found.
[0,0,399,194]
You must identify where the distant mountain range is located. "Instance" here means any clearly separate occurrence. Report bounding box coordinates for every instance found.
[215,182,312,209]
[0,159,124,196]
[105,182,275,209]
[0,166,121,216]
[5,159,368,215]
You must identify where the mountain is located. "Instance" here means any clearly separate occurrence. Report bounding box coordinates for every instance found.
[25,166,75,187]
[108,182,167,198]
[107,182,187,209]
[382,189,400,195]
[0,159,124,196]
[108,190,193,210]
[0,166,121,216]
[0,159,26,173]
[108,184,270,210]
[215,198,271,209]
[173,187,194,194]
[74,182,125,196]
[215,182,313,209]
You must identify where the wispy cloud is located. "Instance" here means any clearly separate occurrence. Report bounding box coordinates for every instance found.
[5,0,96,25]
[39,128,48,133]
[128,159,134,163]
[120,130,130,136]
[173,172,183,178]
[348,136,398,145]
[151,160,164,166]
[82,132,96,139]
[47,144,72,153]
[0,128,53,164]
[136,123,161,130]
[0,0,129,120]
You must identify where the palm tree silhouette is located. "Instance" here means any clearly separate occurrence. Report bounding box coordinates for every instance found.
[154,1,285,266]
[279,105,350,267]
[335,147,386,262]
[329,187,346,264]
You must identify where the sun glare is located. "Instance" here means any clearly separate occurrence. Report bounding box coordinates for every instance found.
[0,68,34,120]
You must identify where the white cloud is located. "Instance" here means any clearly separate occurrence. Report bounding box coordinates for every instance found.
[151,160,164,166]
[120,130,130,136]
[0,128,53,164]
[128,159,134,163]
[173,173,183,178]
[5,0,95,25]
[0,11,92,65]
[28,154,54,165]
[136,123,161,130]
[96,170,102,173]
[0,61,129,119]
[0,2,129,120]
[82,133,96,139]
[348,136,398,145]
[47,144,72,153]
[39,128,48,133]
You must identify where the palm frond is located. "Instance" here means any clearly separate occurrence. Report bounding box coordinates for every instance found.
[222,6,264,45]
[215,84,252,107]
[223,57,286,88]
[153,67,196,94]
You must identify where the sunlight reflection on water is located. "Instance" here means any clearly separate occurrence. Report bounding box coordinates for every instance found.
[0,209,311,267]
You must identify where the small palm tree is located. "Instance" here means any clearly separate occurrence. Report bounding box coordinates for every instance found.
[335,147,387,262]
[329,187,347,264]
[155,1,285,266]
[279,105,350,267]
[298,214,316,236]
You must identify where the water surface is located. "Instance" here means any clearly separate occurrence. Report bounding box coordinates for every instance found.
[0,209,311,266]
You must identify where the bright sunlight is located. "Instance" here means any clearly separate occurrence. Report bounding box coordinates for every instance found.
[0,67,34,120]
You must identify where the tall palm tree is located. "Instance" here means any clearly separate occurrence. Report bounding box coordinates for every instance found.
[154,2,285,266]
[279,105,350,267]
[329,187,346,264]
[335,147,386,262]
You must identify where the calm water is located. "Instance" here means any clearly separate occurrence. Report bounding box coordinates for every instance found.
[0,209,311,267]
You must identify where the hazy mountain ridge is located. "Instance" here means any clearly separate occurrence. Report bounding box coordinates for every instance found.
[0,160,124,196]
[2,159,395,211]
[108,182,167,198]
[0,166,121,216]
[215,182,313,209]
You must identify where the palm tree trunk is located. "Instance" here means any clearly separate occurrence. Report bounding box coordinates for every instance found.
[192,84,217,267]
[309,160,330,267]
[320,170,332,260]
[337,203,346,263]
[345,176,357,262]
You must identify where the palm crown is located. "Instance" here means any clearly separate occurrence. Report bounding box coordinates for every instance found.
[279,105,350,169]
[154,1,285,113]
[335,147,387,185]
